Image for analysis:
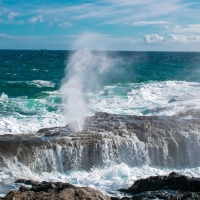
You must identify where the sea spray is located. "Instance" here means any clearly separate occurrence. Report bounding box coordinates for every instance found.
[60,50,114,132]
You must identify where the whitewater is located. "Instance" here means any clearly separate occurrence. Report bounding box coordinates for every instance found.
[0,50,200,197]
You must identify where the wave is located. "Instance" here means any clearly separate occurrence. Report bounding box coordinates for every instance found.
[27,80,55,88]
[0,93,64,135]
[89,81,200,116]
[1,80,200,134]
[5,80,55,88]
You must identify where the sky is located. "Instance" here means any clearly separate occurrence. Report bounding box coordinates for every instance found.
[0,0,200,51]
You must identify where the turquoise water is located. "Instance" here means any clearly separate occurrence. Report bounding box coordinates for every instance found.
[1,50,200,134]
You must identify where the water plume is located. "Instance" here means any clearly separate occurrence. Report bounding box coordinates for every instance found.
[60,33,114,132]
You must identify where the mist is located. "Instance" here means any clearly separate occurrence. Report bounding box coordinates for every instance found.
[60,33,115,132]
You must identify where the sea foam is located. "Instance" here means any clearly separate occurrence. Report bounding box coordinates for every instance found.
[89,81,200,116]
[1,163,200,197]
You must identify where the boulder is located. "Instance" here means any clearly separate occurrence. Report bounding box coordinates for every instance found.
[1,180,109,200]
[118,172,200,199]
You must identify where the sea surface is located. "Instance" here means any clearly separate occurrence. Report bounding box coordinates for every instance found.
[1,50,200,197]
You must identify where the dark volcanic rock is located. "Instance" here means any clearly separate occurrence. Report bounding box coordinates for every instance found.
[0,110,200,173]
[118,172,200,199]
[117,190,200,200]
[1,180,109,200]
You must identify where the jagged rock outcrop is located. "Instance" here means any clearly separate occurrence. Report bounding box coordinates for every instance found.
[119,172,200,194]
[116,172,200,199]
[0,180,109,200]
[0,110,200,173]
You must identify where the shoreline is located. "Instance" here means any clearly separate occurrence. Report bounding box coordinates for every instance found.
[2,172,200,199]
[0,110,200,198]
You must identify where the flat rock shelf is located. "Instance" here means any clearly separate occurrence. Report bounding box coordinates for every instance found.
[1,110,200,172]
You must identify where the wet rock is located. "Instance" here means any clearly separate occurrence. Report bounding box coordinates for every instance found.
[1,180,109,200]
[0,110,200,173]
[15,179,39,186]
[118,172,200,199]
[124,190,200,199]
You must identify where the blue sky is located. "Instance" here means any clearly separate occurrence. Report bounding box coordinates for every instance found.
[0,0,200,51]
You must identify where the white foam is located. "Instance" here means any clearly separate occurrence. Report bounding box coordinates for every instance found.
[1,81,200,135]
[6,80,55,88]
[28,80,55,88]
[1,163,200,197]
[0,93,66,135]
[0,114,65,135]
[89,81,200,116]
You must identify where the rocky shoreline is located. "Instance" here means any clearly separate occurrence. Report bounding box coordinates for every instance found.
[116,172,200,199]
[1,110,200,173]
[1,110,200,199]
[1,172,200,199]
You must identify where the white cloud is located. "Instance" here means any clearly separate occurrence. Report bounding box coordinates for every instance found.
[132,21,167,26]
[169,34,200,43]
[144,34,164,43]
[58,22,72,27]
[29,15,43,23]
[8,12,19,20]
[173,24,200,33]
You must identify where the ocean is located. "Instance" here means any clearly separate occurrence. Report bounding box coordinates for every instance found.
[1,50,200,197]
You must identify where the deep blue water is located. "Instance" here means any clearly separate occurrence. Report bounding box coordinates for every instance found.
[1,50,200,98]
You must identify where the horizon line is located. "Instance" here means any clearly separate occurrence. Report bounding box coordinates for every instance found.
[0,49,200,53]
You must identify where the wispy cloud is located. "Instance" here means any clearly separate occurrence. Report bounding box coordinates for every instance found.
[173,24,200,33]
[0,33,9,37]
[1,0,200,50]
[95,1,196,24]
[8,12,19,20]
[132,21,168,26]
[58,22,72,27]
[130,39,136,43]
[29,0,197,25]
[0,33,44,39]
[169,34,200,43]
[144,34,164,43]
[29,15,43,23]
